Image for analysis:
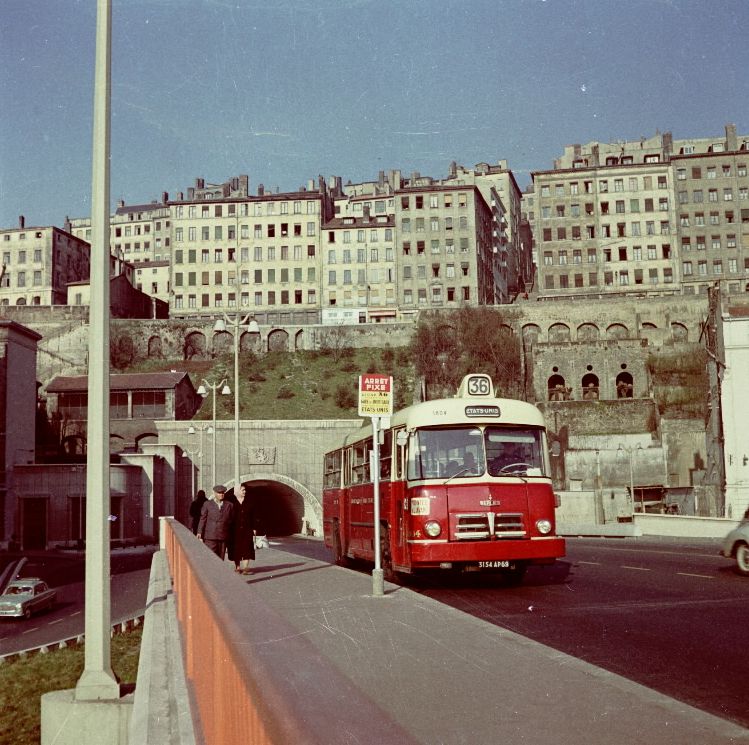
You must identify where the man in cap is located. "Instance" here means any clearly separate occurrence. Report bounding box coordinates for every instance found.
[197,484,235,559]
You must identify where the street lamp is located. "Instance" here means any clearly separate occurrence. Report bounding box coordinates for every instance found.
[187,423,212,493]
[213,311,259,491]
[197,378,230,487]
[618,444,643,513]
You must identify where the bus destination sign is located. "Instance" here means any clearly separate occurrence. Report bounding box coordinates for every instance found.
[465,405,500,418]
[358,374,394,417]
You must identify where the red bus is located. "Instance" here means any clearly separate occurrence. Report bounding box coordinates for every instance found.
[323,373,565,582]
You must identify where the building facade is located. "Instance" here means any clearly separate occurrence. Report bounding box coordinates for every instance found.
[170,179,331,325]
[532,123,749,301]
[0,219,90,306]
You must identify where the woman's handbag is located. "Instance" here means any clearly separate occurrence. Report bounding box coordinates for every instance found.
[254,534,269,550]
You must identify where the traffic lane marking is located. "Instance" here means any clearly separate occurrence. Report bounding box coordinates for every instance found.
[570,543,724,561]
[676,572,714,579]
[621,565,651,571]
[22,627,39,635]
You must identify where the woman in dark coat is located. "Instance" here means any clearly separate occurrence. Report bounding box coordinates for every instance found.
[228,483,255,574]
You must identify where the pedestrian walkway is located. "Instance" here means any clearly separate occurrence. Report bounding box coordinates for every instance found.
[219,544,748,745]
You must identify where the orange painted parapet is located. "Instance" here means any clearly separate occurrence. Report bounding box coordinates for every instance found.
[162,518,418,745]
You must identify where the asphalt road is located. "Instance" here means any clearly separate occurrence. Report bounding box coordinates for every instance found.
[282,535,749,730]
[0,547,156,657]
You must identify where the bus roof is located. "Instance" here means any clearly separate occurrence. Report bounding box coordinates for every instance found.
[338,395,547,448]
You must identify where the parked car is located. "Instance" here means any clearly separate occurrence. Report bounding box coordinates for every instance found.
[721,519,749,576]
[0,578,57,619]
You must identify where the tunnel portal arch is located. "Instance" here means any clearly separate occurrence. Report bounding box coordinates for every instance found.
[226,472,322,537]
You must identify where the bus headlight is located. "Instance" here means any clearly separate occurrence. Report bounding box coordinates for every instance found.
[424,520,442,538]
[536,519,552,535]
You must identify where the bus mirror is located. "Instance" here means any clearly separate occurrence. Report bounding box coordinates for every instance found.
[396,431,409,448]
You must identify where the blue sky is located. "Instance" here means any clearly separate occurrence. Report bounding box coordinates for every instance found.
[2,0,749,228]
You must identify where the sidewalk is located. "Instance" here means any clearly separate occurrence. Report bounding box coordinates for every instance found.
[219,544,748,745]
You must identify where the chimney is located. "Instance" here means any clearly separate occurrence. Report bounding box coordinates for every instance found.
[161,191,169,203]
[18,215,25,229]
[258,184,264,196]
[178,192,184,201]
[449,161,457,178]
[187,188,195,199]
[239,175,249,195]
[196,178,204,189]
[726,123,738,151]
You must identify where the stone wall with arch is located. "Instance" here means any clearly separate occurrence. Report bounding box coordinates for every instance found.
[534,338,652,404]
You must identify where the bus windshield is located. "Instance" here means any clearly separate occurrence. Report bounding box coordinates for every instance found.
[408,427,485,480]
[484,426,546,477]
[408,426,547,480]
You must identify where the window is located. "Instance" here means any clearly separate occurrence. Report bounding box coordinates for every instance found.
[543,252,553,265]
[682,261,693,276]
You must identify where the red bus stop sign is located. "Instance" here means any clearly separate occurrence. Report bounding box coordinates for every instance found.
[358,374,393,418]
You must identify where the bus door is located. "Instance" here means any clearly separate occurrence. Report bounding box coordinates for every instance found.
[349,438,372,555]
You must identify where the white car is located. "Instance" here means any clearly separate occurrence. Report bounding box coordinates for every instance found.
[0,578,57,619]
[721,519,749,576]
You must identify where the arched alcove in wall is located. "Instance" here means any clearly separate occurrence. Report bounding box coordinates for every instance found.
[147,335,163,358]
[522,324,542,349]
[183,331,208,360]
[212,330,233,356]
[616,371,634,398]
[581,372,600,399]
[548,373,567,400]
[577,323,600,341]
[548,323,571,342]
[240,330,262,353]
[268,328,290,351]
[671,322,688,342]
[606,323,629,340]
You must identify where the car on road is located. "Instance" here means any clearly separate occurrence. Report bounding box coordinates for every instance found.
[0,578,57,619]
[721,518,749,576]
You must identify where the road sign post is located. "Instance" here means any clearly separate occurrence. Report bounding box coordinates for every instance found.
[358,374,393,596]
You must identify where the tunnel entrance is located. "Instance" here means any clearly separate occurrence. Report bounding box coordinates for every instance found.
[227,478,313,537]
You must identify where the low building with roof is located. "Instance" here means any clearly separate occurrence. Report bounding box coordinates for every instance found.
[44,370,202,454]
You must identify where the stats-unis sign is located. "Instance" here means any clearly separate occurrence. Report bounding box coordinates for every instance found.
[358,374,393,417]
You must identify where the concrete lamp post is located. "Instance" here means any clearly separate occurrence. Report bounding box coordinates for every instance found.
[213,313,259,491]
[618,444,643,513]
[197,379,230,488]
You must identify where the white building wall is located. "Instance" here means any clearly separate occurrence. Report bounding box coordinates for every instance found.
[720,313,749,518]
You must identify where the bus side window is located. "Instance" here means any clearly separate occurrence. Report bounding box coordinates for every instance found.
[380,429,392,480]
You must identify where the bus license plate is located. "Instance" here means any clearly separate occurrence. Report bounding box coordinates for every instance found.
[477,560,510,569]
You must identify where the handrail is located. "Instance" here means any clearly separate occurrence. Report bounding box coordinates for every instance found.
[162,518,416,745]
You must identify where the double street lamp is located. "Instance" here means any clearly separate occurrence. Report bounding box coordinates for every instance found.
[185,423,212,493]
[213,311,260,490]
[197,378,230,487]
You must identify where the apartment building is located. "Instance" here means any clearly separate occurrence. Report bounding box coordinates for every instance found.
[322,208,396,322]
[534,124,749,300]
[134,259,171,305]
[394,181,498,314]
[442,161,527,299]
[170,178,331,324]
[672,148,749,295]
[533,160,678,297]
[69,197,171,265]
[0,218,90,306]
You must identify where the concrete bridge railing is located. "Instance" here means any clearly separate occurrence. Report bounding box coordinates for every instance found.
[132,518,415,745]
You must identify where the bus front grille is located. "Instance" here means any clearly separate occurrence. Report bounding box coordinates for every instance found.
[454,512,526,540]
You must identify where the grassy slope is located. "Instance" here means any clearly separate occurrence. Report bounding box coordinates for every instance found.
[0,628,142,745]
